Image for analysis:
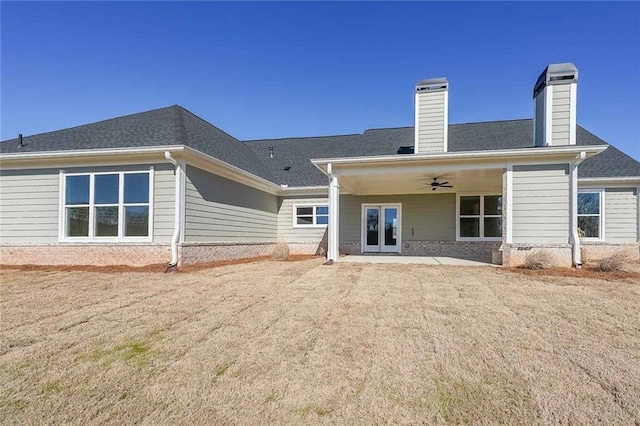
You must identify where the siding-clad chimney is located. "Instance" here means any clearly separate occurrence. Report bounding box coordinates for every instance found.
[533,63,578,147]
[415,78,448,153]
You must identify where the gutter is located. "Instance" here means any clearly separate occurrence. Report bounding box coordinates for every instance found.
[164,151,184,269]
[570,151,587,267]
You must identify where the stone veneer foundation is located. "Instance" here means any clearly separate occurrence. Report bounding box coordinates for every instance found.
[178,242,277,266]
[0,244,171,266]
[501,244,573,268]
[580,243,640,263]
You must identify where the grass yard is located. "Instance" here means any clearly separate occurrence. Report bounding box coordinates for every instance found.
[1,259,639,424]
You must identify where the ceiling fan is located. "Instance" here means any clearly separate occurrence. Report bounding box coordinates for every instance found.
[417,177,454,191]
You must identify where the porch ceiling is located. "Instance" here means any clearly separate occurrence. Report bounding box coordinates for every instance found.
[339,168,504,195]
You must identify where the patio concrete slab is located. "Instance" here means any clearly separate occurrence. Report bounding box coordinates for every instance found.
[338,255,493,266]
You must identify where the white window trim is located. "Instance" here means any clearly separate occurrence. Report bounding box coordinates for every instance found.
[578,188,605,242]
[456,193,503,242]
[59,168,154,243]
[292,203,329,228]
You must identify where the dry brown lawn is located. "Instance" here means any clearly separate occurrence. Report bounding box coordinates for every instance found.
[1,259,639,425]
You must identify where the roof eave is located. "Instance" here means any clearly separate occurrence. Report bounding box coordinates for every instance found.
[311,145,609,174]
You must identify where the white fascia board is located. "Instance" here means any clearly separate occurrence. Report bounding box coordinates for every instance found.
[0,145,185,160]
[311,145,608,173]
[178,146,281,195]
[279,185,329,196]
[578,176,640,185]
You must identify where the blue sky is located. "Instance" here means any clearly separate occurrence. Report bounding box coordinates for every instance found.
[2,2,639,159]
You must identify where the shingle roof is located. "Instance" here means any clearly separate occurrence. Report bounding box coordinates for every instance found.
[245,119,640,186]
[2,106,638,188]
[0,105,276,182]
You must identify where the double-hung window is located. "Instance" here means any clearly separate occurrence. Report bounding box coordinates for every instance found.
[458,194,502,240]
[63,170,152,241]
[577,190,603,240]
[294,205,329,227]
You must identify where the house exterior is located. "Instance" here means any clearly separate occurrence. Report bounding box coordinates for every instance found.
[1,63,639,267]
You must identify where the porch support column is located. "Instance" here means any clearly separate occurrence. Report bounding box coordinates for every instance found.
[327,166,340,261]
[504,165,513,245]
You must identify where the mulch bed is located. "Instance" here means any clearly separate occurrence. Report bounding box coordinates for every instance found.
[505,266,640,282]
[0,255,322,274]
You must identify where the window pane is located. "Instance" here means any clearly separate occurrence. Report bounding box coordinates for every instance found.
[297,216,313,225]
[95,206,119,237]
[316,215,328,225]
[578,216,600,238]
[124,173,150,203]
[316,206,328,215]
[484,196,502,216]
[94,174,119,204]
[578,193,600,215]
[384,208,398,246]
[66,175,90,205]
[297,207,313,216]
[484,217,502,238]
[66,207,89,237]
[460,196,480,215]
[125,206,149,236]
[366,209,379,246]
[460,217,480,238]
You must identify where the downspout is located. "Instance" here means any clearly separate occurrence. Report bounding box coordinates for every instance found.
[569,151,586,267]
[165,151,183,268]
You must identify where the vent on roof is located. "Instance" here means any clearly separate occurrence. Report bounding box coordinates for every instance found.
[269,146,274,158]
[17,133,23,148]
[397,146,414,155]
[283,166,291,171]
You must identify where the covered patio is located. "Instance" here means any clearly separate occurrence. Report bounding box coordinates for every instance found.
[312,145,606,266]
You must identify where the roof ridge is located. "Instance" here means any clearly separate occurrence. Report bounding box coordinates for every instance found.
[0,105,178,143]
[244,133,362,143]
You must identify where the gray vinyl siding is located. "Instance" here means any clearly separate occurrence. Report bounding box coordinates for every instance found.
[534,93,545,147]
[512,164,570,243]
[339,194,456,242]
[604,188,638,243]
[416,91,446,153]
[184,165,277,242]
[277,197,328,244]
[0,169,60,243]
[0,164,174,244]
[551,84,571,146]
[152,165,176,243]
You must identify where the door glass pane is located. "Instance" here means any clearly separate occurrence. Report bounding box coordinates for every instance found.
[66,207,89,237]
[95,206,119,236]
[578,216,600,238]
[484,217,502,238]
[66,175,90,205]
[578,193,600,215]
[460,217,480,237]
[95,174,119,204]
[484,196,502,215]
[366,208,379,246]
[384,208,397,246]
[124,173,149,203]
[460,196,480,215]
[125,206,149,236]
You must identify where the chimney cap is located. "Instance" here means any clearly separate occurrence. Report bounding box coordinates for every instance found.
[533,62,578,98]
[416,77,448,92]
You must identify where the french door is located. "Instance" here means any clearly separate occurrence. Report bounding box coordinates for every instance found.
[362,204,401,253]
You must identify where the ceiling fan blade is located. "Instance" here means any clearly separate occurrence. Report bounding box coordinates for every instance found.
[439,181,449,185]
[432,187,437,191]
[440,185,453,188]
